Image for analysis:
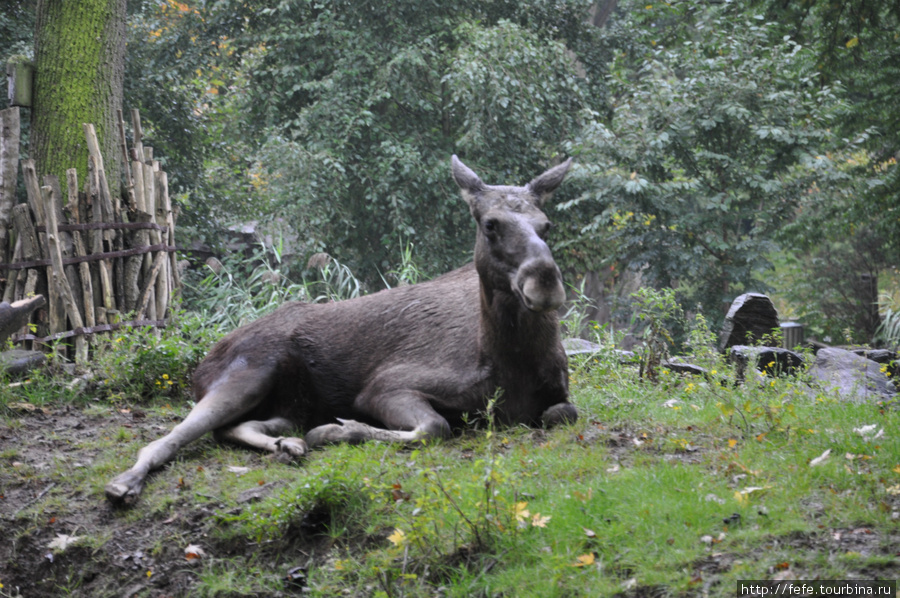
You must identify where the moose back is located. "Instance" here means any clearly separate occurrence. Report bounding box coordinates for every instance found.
[106,155,576,505]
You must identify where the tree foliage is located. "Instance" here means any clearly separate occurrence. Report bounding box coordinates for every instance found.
[230,0,607,279]
[563,3,844,321]
[3,0,897,341]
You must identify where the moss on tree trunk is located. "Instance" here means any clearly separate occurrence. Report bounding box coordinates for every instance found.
[32,0,126,192]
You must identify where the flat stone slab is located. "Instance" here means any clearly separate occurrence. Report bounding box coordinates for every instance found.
[562,338,636,363]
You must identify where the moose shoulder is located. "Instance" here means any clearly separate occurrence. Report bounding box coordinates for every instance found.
[105,155,576,505]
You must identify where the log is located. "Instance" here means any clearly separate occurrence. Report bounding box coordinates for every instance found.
[65,169,96,329]
[41,185,86,363]
[153,169,169,320]
[131,109,144,163]
[117,108,137,212]
[141,155,157,321]
[137,250,167,320]
[124,211,152,313]
[21,159,58,341]
[43,174,84,320]
[83,124,117,230]
[0,295,46,346]
[160,170,180,295]
[86,157,103,311]
[0,107,20,270]
[11,203,44,347]
[87,155,116,312]
[2,235,21,303]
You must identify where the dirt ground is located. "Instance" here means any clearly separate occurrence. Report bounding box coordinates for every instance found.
[3,404,899,597]
[0,404,241,598]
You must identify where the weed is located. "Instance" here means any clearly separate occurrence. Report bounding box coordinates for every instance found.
[561,278,596,339]
[630,287,684,382]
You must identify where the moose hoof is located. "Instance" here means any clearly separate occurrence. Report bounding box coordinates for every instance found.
[105,471,145,506]
[305,420,372,447]
[274,437,308,459]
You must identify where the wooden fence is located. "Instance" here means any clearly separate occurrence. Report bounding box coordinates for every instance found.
[0,107,179,362]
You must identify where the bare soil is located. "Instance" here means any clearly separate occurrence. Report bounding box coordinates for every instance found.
[0,404,262,598]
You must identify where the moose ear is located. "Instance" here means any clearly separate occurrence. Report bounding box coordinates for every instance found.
[526,158,572,206]
[451,155,487,218]
[451,155,485,195]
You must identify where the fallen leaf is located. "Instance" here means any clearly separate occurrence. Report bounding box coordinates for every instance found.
[606,464,620,474]
[728,439,738,448]
[48,534,82,551]
[184,544,206,562]
[573,553,595,567]
[809,449,831,467]
[583,527,597,538]
[387,528,407,548]
[704,493,726,505]
[531,513,551,528]
[854,425,884,440]
[226,465,250,475]
[514,502,530,523]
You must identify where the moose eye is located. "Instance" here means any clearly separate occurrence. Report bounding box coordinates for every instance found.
[483,218,498,234]
[538,222,553,238]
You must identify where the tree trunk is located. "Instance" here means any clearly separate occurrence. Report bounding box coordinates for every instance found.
[32,0,126,193]
[0,107,20,269]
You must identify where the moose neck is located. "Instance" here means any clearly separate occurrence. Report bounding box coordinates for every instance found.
[478,282,560,363]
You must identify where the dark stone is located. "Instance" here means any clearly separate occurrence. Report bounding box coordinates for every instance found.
[728,345,805,382]
[0,349,46,376]
[719,293,780,352]
[661,359,708,377]
[808,347,896,401]
[851,348,897,364]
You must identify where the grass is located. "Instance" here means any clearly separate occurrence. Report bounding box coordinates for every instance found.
[1,326,898,597]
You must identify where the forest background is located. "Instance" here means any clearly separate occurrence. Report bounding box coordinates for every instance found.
[3,0,899,346]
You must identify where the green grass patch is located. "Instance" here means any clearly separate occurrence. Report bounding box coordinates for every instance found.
[1,335,898,597]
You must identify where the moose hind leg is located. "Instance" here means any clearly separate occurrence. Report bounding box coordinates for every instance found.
[214,417,308,459]
[105,363,276,506]
[305,390,451,448]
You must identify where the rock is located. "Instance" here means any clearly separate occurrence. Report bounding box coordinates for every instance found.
[719,293,779,352]
[0,349,46,376]
[562,338,601,355]
[728,345,804,382]
[851,348,897,364]
[562,338,637,363]
[661,358,708,377]
[808,347,896,401]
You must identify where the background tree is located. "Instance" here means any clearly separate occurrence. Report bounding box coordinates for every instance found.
[563,3,844,326]
[31,0,126,187]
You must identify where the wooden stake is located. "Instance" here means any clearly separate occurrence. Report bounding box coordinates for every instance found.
[65,169,96,329]
[41,185,86,363]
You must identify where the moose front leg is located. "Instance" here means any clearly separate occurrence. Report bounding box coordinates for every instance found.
[304,389,452,448]
[540,402,578,428]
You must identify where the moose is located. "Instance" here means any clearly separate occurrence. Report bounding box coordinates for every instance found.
[106,155,577,505]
